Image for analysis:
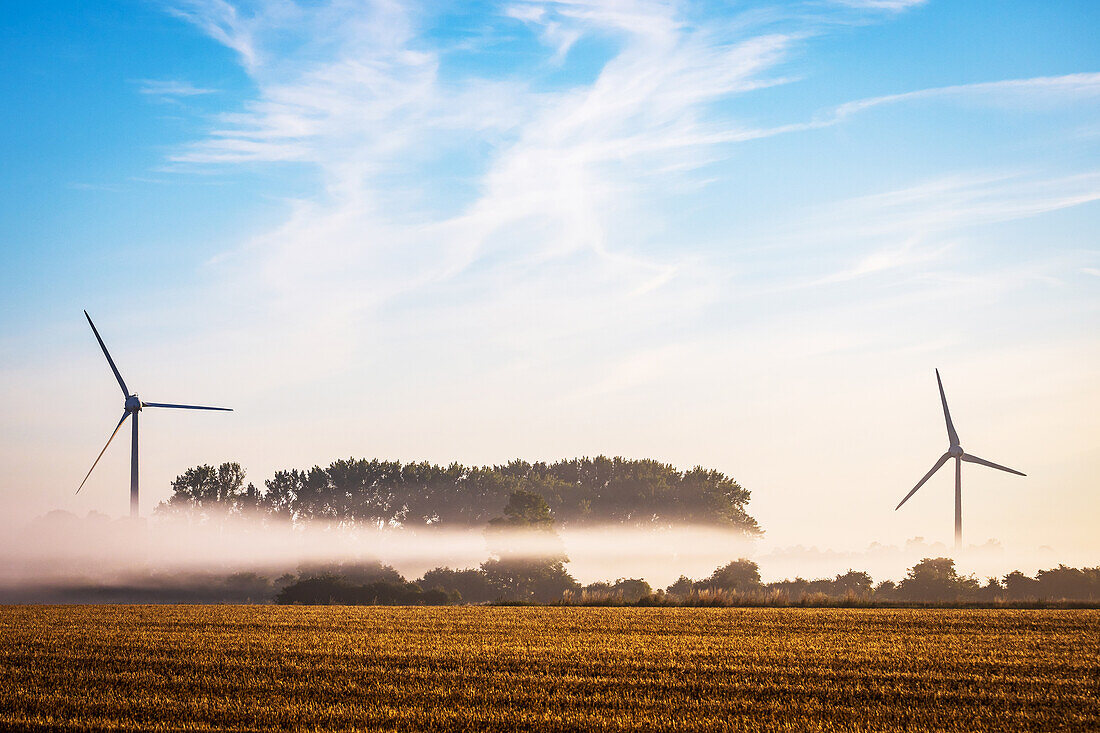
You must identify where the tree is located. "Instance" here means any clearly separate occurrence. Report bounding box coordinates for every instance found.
[275,573,352,605]
[263,469,303,521]
[294,466,336,521]
[584,581,613,595]
[481,490,577,601]
[700,559,762,594]
[214,462,246,504]
[897,558,978,601]
[666,575,695,598]
[489,489,556,529]
[223,572,273,603]
[236,482,264,517]
[873,580,897,601]
[485,490,568,565]
[977,577,1004,601]
[274,573,456,605]
[296,560,404,586]
[1003,570,1039,600]
[157,462,247,518]
[676,466,761,532]
[833,570,873,598]
[418,568,494,604]
[610,578,652,602]
[1035,565,1098,601]
[481,557,579,602]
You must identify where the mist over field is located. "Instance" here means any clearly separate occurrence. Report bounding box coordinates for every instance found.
[0,510,1083,603]
[0,514,752,589]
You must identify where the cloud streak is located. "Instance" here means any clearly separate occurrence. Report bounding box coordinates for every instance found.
[831,0,927,10]
[820,171,1100,239]
[833,72,1100,119]
[166,0,260,70]
[137,79,216,97]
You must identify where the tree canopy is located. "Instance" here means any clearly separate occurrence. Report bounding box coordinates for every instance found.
[894,557,979,602]
[157,456,762,534]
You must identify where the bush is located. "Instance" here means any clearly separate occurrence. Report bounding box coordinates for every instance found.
[417,567,494,604]
[275,574,459,605]
[481,558,580,602]
[610,578,652,602]
[666,575,694,598]
[696,559,762,594]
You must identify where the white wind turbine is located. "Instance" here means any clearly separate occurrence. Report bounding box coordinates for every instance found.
[895,369,1025,549]
[77,311,232,518]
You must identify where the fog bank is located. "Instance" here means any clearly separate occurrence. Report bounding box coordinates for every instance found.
[1,511,1091,601]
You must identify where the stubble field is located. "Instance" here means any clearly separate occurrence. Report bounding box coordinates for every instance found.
[0,605,1097,731]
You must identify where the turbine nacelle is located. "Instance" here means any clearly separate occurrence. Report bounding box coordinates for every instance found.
[947,444,964,458]
[125,395,142,413]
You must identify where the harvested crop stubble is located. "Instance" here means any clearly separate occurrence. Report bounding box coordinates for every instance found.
[0,606,1097,731]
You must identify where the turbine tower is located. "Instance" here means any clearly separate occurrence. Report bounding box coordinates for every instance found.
[895,369,1024,549]
[77,311,232,519]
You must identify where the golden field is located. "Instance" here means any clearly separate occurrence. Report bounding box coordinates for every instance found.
[0,606,1097,731]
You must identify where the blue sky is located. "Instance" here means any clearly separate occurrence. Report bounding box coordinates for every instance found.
[2,0,1098,556]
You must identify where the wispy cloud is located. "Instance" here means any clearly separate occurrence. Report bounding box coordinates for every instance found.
[160,0,1100,403]
[581,71,1100,162]
[165,0,260,70]
[831,0,927,10]
[67,182,125,192]
[833,73,1100,120]
[165,0,810,354]
[764,170,1100,293]
[809,237,952,286]
[823,171,1100,238]
[136,79,216,97]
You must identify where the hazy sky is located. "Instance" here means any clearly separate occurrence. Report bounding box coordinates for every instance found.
[1,0,1098,555]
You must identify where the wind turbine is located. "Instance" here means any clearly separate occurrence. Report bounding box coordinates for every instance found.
[895,369,1024,549]
[77,311,232,519]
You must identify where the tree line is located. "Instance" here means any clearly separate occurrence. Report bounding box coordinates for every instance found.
[268,489,1100,605]
[662,557,1100,605]
[157,457,762,532]
[148,460,1098,606]
[272,556,1100,606]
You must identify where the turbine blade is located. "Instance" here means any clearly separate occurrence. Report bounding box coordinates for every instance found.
[936,369,959,447]
[76,412,130,494]
[141,402,233,412]
[962,453,1026,477]
[896,452,950,510]
[84,311,129,397]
